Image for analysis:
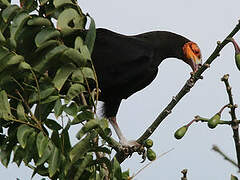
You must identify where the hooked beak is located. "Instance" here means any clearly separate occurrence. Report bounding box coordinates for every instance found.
[189,53,202,72]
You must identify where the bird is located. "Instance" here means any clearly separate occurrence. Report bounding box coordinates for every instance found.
[91,28,202,147]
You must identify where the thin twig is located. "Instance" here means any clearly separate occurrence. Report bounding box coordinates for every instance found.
[80,68,97,112]
[212,145,239,168]
[131,148,174,179]
[221,74,240,170]
[195,116,237,125]
[15,90,45,134]
[115,20,240,164]
[181,169,188,180]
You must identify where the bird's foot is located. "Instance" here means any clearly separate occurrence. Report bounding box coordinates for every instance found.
[119,139,146,161]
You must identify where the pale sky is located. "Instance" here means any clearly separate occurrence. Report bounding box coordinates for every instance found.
[1,0,240,179]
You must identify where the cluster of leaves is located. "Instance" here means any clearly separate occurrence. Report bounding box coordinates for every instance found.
[0,0,129,179]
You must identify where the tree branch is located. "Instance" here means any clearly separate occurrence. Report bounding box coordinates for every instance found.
[212,145,239,168]
[221,74,240,170]
[181,169,188,180]
[115,21,240,163]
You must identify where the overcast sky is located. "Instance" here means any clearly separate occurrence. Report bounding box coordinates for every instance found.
[1,0,240,179]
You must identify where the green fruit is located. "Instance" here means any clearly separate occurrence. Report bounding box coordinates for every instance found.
[147,148,156,161]
[174,126,188,140]
[235,53,240,71]
[144,139,153,148]
[208,113,220,129]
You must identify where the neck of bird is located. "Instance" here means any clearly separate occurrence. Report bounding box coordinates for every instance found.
[136,31,189,67]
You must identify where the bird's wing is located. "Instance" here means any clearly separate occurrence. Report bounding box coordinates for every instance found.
[92,28,158,99]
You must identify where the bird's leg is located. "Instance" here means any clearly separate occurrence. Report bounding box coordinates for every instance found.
[109,117,140,147]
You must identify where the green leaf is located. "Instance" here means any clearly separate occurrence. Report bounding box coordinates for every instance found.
[17,124,35,149]
[82,67,95,80]
[20,0,37,12]
[43,3,62,19]
[74,154,93,180]
[0,54,24,73]
[36,132,49,158]
[0,30,6,43]
[0,0,10,7]
[70,134,92,163]
[61,48,87,67]
[76,119,99,139]
[32,165,49,177]
[34,101,55,121]
[71,69,84,83]
[122,170,130,180]
[51,130,61,148]
[60,129,71,154]
[17,103,27,121]
[72,111,94,125]
[65,83,85,102]
[10,12,30,45]
[57,8,85,36]
[54,98,63,118]
[18,62,31,70]
[0,90,11,119]
[35,28,61,47]
[53,0,74,8]
[63,102,78,116]
[45,119,62,131]
[0,46,9,59]
[112,157,122,180]
[75,36,91,60]
[40,96,59,104]
[53,64,76,91]
[99,118,109,130]
[27,17,52,27]
[23,131,37,164]
[48,146,60,177]
[0,146,11,167]
[85,15,96,54]
[13,145,25,167]
[36,141,53,166]
[2,5,19,23]
[34,40,60,54]
[28,86,56,104]
[33,45,68,73]
[231,175,238,180]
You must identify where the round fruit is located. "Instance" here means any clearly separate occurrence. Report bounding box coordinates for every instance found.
[147,148,156,161]
[174,126,188,140]
[208,113,220,129]
[144,139,153,148]
[235,53,240,71]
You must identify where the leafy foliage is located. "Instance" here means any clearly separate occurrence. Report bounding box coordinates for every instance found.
[0,1,130,179]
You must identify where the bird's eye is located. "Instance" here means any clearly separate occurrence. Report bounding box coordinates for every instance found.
[190,43,201,56]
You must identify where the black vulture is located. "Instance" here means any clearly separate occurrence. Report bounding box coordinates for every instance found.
[91,28,202,147]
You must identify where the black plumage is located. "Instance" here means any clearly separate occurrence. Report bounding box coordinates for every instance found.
[91,28,195,119]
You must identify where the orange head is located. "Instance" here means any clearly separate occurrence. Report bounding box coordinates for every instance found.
[183,42,202,72]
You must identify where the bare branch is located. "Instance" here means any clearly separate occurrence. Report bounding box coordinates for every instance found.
[221,74,240,170]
